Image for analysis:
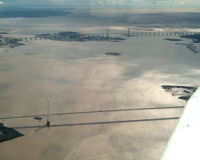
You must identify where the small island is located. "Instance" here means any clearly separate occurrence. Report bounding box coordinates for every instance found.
[105,52,122,56]
[161,85,197,101]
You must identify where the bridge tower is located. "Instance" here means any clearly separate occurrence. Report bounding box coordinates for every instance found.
[46,99,50,127]
[106,28,109,39]
[127,28,130,37]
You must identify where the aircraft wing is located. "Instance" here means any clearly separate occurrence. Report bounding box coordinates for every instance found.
[161,87,200,160]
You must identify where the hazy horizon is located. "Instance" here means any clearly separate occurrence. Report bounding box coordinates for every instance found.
[0,0,200,10]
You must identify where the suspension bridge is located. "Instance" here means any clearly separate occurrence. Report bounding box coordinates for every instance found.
[15,31,200,42]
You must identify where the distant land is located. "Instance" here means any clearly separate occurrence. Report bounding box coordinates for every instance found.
[37,31,126,42]
[181,35,200,43]
[0,30,125,48]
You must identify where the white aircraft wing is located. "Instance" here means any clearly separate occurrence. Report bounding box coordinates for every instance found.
[161,87,200,160]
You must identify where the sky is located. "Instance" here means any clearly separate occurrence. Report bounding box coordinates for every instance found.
[0,0,200,9]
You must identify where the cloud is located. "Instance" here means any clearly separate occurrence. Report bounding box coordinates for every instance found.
[87,0,200,8]
[1,0,200,9]
[179,1,185,5]
[98,1,104,4]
